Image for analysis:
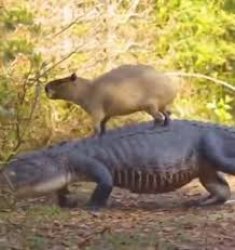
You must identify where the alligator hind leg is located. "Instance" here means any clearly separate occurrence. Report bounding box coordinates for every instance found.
[198,168,231,206]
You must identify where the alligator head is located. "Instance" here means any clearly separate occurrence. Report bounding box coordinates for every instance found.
[0,154,73,199]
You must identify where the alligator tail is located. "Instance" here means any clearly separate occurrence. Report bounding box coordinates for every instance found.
[200,131,235,175]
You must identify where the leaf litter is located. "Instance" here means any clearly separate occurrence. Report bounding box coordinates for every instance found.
[0,178,235,249]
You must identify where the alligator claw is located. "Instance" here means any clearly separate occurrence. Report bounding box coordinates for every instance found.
[85,205,101,213]
[85,201,106,212]
[183,194,226,208]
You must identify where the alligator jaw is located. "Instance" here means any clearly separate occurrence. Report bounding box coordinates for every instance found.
[33,173,73,194]
[0,168,73,198]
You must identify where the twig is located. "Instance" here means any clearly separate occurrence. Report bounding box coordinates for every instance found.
[41,51,77,77]
[13,66,33,153]
[50,10,98,38]
[27,81,41,126]
[166,72,235,92]
[121,0,140,23]
[52,16,82,38]
[8,78,42,160]
[38,42,90,79]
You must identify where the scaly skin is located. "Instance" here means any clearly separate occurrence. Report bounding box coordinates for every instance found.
[1,119,235,209]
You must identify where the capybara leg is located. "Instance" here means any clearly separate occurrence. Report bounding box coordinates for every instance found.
[146,104,163,126]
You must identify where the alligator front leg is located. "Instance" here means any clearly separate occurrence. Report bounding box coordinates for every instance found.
[86,166,113,210]
[69,153,113,210]
[86,182,113,211]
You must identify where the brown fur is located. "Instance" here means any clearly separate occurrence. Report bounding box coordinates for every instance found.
[45,64,180,135]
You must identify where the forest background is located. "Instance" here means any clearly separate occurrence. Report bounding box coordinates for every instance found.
[1,0,235,161]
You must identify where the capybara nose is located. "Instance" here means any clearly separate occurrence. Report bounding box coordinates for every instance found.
[45,85,49,93]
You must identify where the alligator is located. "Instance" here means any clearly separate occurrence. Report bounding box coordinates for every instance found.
[1,119,235,209]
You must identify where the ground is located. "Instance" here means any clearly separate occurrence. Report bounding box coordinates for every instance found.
[1,177,235,250]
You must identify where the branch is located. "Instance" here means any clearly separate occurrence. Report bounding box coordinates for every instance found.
[120,0,140,23]
[49,10,98,38]
[31,42,88,80]
[166,72,235,92]
[52,16,81,38]
[46,29,112,75]
[6,62,45,161]
[41,50,78,77]
[9,81,41,159]
[13,66,33,153]
[30,21,104,81]
[122,41,143,52]
[0,106,14,120]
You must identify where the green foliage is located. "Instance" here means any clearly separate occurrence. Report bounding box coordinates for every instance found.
[206,95,233,123]
[154,0,235,124]
[1,39,34,62]
[2,8,34,30]
[0,0,235,161]
[0,3,47,161]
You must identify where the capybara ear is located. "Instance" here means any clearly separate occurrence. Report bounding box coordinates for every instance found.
[70,73,77,81]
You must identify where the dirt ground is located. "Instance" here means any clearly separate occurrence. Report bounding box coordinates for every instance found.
[1,176,235,250]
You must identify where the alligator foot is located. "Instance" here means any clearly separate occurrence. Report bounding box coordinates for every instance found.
[85,205,102,212]
[185,194,226,207]
[84,202,106,212]
[197,195,226,206]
